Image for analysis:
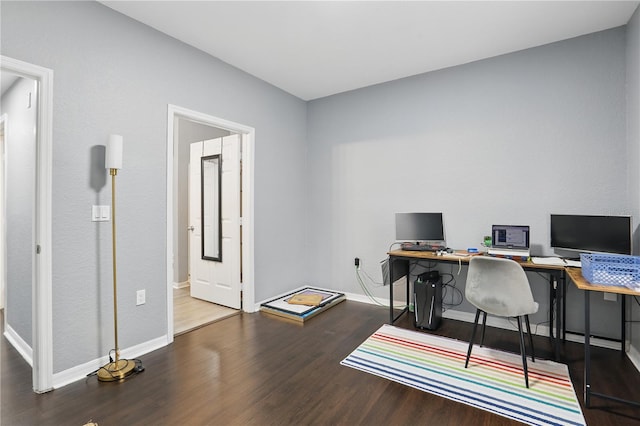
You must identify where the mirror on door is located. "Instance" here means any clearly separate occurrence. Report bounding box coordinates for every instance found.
[201,154,222,261]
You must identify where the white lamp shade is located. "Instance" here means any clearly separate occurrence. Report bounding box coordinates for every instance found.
[106,134,123,170]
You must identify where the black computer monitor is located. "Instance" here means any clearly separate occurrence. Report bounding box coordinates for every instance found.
[395,212,445,242]
[550,214,632,255]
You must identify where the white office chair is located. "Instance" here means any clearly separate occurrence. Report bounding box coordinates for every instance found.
[464,256,539,388]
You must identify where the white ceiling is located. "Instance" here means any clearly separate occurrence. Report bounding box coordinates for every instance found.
[102,1,637,100]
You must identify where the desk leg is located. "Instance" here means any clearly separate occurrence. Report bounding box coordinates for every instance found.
[389,257,410,324]
[584,290,591,408]
[549,276,555,341]
[559,271,566,357]
[562,275,567,341]
[389,258,395,324]
[405,261,410,314]
[549,271,563,361]
[622,295,626,353]
[555,274,561,360]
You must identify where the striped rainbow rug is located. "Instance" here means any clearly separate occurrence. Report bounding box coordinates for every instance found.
[341,324,585,426]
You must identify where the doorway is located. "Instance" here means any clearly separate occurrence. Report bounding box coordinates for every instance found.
[1,56,53,393]
[1,73,36,357]
[175,125,239,335]
[166,105,255,342]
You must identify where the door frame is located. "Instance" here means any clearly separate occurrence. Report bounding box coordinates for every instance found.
[0,114,6,311]
[166,104,255,343]
[1,55,54,393]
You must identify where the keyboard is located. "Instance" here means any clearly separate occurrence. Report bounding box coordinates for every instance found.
[488,248,530,257]
[401,243,443,252]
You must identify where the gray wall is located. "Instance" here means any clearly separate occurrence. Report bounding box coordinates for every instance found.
[628,7,640,347]
[307,27,630,338]
[1,77,36,346]
[1,1,308,373]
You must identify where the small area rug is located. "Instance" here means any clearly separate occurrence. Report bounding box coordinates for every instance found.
[341,324,585,426]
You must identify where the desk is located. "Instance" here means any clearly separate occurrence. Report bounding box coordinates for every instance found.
[566,267,640,409]
[387,250,566,360]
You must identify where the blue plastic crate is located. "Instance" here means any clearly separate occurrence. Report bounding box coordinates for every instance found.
[580,253,640,288]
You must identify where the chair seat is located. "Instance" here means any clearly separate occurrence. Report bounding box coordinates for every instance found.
[472,296,538,318]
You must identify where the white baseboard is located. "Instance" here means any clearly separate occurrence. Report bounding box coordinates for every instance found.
[52,335,168,389]
[343,291,393,307]
[41,289,640,389]
[345,292,626,351]
[3,324,33,367]
[255,288,637,374]
[173,280,189,289]
[628,343,640,372]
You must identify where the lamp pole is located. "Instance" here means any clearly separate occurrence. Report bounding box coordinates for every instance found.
[97,135,137,382]
[110,167,119,365]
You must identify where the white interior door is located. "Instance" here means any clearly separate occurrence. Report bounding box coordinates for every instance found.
[189,134,241,309]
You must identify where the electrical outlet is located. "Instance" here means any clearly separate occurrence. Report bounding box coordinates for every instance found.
[136,289,146,306]
[604,292,617,302]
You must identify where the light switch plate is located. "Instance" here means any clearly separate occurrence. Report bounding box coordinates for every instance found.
[136,289,146,306]
[91,205,110,222]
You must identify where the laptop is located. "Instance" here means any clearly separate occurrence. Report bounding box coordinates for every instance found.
[487,225,530,257]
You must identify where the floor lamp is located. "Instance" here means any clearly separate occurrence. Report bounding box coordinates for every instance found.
[98,134,137,382]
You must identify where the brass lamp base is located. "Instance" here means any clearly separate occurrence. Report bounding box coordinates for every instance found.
[97,358,137,382]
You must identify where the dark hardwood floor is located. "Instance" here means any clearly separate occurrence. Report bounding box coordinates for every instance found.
[3,301,640,425]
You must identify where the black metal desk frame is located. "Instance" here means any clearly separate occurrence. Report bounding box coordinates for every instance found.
[565,267,640,410]
[388,251,566,360]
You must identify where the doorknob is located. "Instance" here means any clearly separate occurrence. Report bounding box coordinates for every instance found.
[187,225,195,231]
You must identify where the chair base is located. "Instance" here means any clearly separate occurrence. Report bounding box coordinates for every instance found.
[464,309,535,388]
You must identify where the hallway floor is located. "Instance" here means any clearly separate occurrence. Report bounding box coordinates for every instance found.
[173,286,238,335]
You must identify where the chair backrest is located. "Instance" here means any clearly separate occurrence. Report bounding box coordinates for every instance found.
[465,256,539,317]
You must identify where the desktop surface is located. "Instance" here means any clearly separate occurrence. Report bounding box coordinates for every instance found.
[388,250,566,271]
[400,242,446,252]
[566,267,640,295]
